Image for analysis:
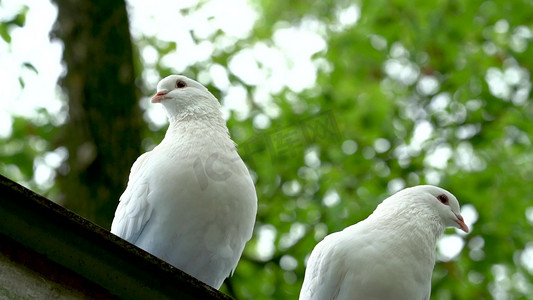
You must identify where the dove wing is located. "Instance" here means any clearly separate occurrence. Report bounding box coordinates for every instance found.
[111,152,153,243]
[300,234,346,300]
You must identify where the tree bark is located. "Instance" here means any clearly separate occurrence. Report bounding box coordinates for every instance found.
[51,0,142,228]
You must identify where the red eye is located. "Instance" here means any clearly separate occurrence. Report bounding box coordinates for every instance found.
[176,80,187,88]
[437,194,449,205]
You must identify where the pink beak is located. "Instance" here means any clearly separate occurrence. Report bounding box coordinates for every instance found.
[455,214,469,233]
[151,90,169,103]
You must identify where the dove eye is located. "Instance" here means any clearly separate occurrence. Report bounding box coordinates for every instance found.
[176,80,187,89]
[437,194,449,205]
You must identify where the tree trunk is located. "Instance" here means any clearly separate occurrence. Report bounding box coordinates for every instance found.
[51,0,142,229]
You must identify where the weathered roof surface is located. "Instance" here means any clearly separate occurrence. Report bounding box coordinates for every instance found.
[0,174,233,300]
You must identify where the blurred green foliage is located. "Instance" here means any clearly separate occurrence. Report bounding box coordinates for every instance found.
[0,4,27,43]
[207,0,532,298]
[2,0,533,299]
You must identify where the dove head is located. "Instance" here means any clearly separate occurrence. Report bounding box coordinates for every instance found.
[151,75,222,121]
[379,185,469,233]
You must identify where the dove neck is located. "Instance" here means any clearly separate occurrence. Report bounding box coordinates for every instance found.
[163,114,234,149]
[371,202,445,262]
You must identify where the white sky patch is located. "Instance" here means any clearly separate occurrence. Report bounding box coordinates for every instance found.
[273,20,327,59]
[44,146,68,168]
[229,48,265,86]
[280,254,298,271]
[370,34,387,51]
[520,243,533,274]
[424,169,442,185]
[429,92,451,112]
[424,143,452,169]
[331,4,360,32]
[304,147,321,168]
[282,180,302,197]
[128,0,258,40]
[384,43,419,86]
[384,58,420,86]
[0,0,63,124]
[387,178,405,194]
[255,224,277,261]
[456,123,481,140]
[144,100,168,129]
[33,160,54,188]
[1,0,330,137]
[322,189,340,207]
[511,26,532,53]
[252,85,280,117]
[223,20,329,99]
[128,0,329,125]
[33,148,64,191]
[485,67,511,101]
[208,63,230,91]
[279,222,306,250]
[373,138,391,153]
[221,84,250,121]
[454,141,486,171]
[410,120,433,151]
[390,42,409,58]
[251,42,286,95]
[271,19,327,92]
[460,204,478,233]
[0,110,13,138]
[128,0,258,73]
[252,113,271,130]
[141,45,159,65]
[202,1,257,38]
[526,207,533,225]
[494,19,509,34]
[341,139,358,155]
[142,68,162,92]
[416,75,440,96]
[437,234,465,261]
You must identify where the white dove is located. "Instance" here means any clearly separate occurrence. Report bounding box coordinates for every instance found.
[299,185,469,300]
[111,75,257,289]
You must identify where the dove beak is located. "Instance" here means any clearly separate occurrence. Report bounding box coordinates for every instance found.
[454,214,469,233]
[151,90,169,103]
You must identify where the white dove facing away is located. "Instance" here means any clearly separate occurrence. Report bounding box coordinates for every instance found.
[111,75,257,289]
[299,185,469,300]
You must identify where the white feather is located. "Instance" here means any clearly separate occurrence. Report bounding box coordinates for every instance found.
[111,75,257,289]
[299,185,469,300]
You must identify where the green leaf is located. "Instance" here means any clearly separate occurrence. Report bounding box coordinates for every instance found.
[0,24,10,43]
[22,62,38,74]
[18,76,24,88]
